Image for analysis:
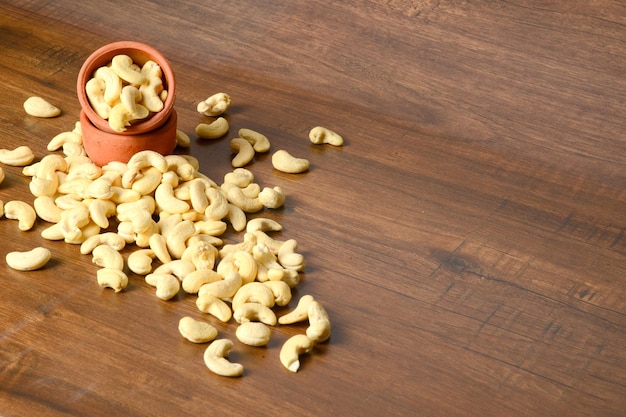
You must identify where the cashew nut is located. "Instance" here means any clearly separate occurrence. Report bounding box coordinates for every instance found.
[246,218,282,233]
[145,273,181,300]
[197,271,242,299]
[196,293,232,322]
[33,196,63,223]
[225,203,247,232]
[271,150,310,173]
[181,240,218,270]
[148,233,172,264]
[6,247,51,271]
[94,66,122,105]
[279,334,314,373]
[238,128,270,153]
[204,187,230,221]
[23,96,61,118]
[223,168,254,187]
[183,268,222,294]
[127,248,156,275]
[96,268,128,292]
[231,282,275,311]
[85,77,111,119]
[309,126,344,146]
[233,302,277,326]
[195,117,229,139]
[232,251,258,284]
[92,244,124,270]
[178,316,218,343]
[155,183,190,214]
[258,186,285,209]
[229,138,255,168]
[153,259,196,281]
[110,54,144,85]
[203,339,243,377]
[175,129,191,148]
[108,101,149,132]
[197,93,231,116]
[236,322,271,347]
[306,300,331,343]
[4,200,37,231]
[80,232,126,254]
[263,280,292,307]
[0,146,35,166]
[139,60,165,113]
[226,186,263,213]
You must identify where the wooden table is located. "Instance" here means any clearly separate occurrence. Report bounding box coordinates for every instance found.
[1,2,625,416]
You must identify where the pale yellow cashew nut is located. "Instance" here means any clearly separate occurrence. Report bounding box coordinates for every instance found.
[4,200,37,231]
[195,117,229,139]
[96,268,128,292]
[197,271,242,299]
[229,138,255,168]
[145,273,181,300]
[309,126,344,146]
[231,282,275,311]
[127,248,156,275]
[0,146,35,166]
[183,269,222,294]
[236,322,271,347]
[203,339,243,377]
[91,244,124,271]
[271,149,310,173]
[33,196,63,223]
[306,300,332,343]
[6,247,51,271]
[279,334,314,373]
[178,316,218,343]
[263,280,292,307]
[196,293,233,322]
[85,77,111,119]
[258,186,285,209]
[238,128,271,153]
[94,66,123,106]
[80,232,126,254]
[110,54,144,85]
[197,92,231,116]
[278,294,315,325]
[233,302,277,326]
[23,96,61,118]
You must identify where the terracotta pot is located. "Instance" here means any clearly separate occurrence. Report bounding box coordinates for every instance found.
[77,40,176,135]
[76,41,178,165]
[80,108,178,166]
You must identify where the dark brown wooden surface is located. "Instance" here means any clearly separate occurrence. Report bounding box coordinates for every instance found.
[1,1,625,416]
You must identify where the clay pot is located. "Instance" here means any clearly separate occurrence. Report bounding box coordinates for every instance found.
[76,41,177,165]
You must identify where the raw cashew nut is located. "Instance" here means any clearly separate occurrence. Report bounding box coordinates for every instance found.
[279,334,314,373]
[155,183,190,214]
[96,268,128,292]
[263,280,292,307]
[127,249,156,275]
[271,150,310,173]
[232,251,258,284]
[47,130,83,152]
[108,102,149,132]
[181,240,218,271]
[153,259,196,281]
[85,77,111,119]
[196,293,233,322]
[258,186,285,209]
[165,219,196,259]
[139,61,165,112]
[238,128,270,153]
[179,316,218,343]
[175,129,191,148]
[232,282,275,311]
[127,150,169,174]
[226,186,263,213]
[94,66,122,105]
[223,168,254,187]
[195,117,229,139]
[229,138,255,168]
[23,96,61,118]
[80,232,126,254]
[110,54,144,85]
[4,200,37,231]
[145,273,181,300]
[278,294,315,325]
[0,146,35,166]
[197,93,231,116]
[198,271,242,299]
[233,302,277,326]
[148,233,172,264]
[203,339,243,377]
[236,322,271,347]
[92,244,124,271]
[306,301,331,343]
[246,218,282,233]
[6,247,51,271]
[183,269,222,294]
[204,187,230,221]
[309,126,344,146]
[33,196,63,223]
[226,204,247,232]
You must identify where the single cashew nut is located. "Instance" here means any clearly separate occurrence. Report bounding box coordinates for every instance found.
[110,54,145,85]
[197,93,231,116]
[278,294,315,325]
[279,334,315,373]
[108,102,149,132]
[139,61,165,112]
[306,301,331,343]
[0,146,35,166]
[153,259,196,281]
[226,203,247,232]
[80,232,126,254]
[238,128,271,153]
[96,268,128,292]
[148,233,172,264]
[47,130,83,151]
[195,117,229,139]
[183,268,222,294]
[233,302,277,326]
[196,293,233,322]
[236,322,271,347]
[203,339,244,377]
[127,249,156,275]
[197,271,242,299]
[271,149,310,174]
[92,244,124,270]
[309,126,344,146]
[85,77,111,119]
[229,138,255,168]
[226,186,263,213]
[6,247,51,271]
[258,186,285,209]
[178,316,218,343]
[155,183,190,214]
[4,200,37,231]
[223,168,254,187]
[23,96,61,118]
[145,273,181,300]
[246,218,283,233]
[33,196,63,223]
[231,282,275,311]
[263,280,293,307]
[94,65,122,105]
[204,187,230,221]
[175,129,191,147]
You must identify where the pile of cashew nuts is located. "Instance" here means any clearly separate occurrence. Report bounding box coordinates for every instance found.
[2,92,343,377]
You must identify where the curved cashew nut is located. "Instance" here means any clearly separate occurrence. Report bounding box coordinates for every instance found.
[85,77,111,119]
[120,85,143,116]
[232,251,258,284]
[197,271,242,299]
[91,244,124,270]
[197,92,231,116]
[108,102,149,132]
[252,230,286,254]
[229,138,255,168]
[23,96,61,118]
[6,247,51,271]
[246,218,283,233]
[187,178,209,213]
[41,223,64,241]
[196,293,232,322]
[110,186,142,204]
[33,196,63,223]
[183,268,222,294]
[203,339,243,377]
[278,294,315,325]
[231,282,275,311]
[87,177,114,200]
[278,238,306,271]
[258,186,285,209]
[175,129,191,148]
[110,54,144,85]
[309,126,344,146]
[226,186,263,213]
[127,150,169,174]
[204,187,229,221]
[148,233,172,264]
[223,168,254,187]
[155,183,190,214]
[263,280,292,307]
[219,232,257,258]
[4,200,37,231]
[59,204,91,241]
[195,117,229,140]
[271,149,310,173]
[139,60,165,112]
[48,130,83,152]
[127,248,156,275]
[153,259,196,281]
[80,232,126,254]
[66,161,101,181]
[233,302,277,326]
[306,301,331,343]
[96,268,128,292]
[165,219,196,259]
[0,146,35,166]
[225,203,247,232]
[238,128,271,153]
[181,240,218,270]
[279,334,314,373]
[145,273,181,300]
[194,220,227,236]
[94,66,122,105]
[178,316,218,344]
[62,142,86,158]
[236,322,271,347]
[88,199,117,229]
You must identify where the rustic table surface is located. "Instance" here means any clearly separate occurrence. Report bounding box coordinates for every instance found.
[1,1,625,416]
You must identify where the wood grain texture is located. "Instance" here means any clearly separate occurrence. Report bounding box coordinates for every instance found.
[0,1,625,416]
